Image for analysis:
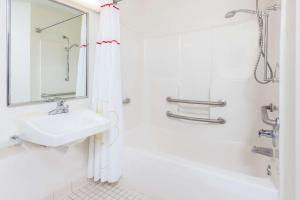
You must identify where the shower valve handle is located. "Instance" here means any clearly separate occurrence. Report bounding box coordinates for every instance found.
[258,129,274,138]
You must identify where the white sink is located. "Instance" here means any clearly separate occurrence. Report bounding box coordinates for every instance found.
[19,109,110,147]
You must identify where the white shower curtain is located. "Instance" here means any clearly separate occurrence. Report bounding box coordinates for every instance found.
[76,14,87,97]
[88,0,123,183]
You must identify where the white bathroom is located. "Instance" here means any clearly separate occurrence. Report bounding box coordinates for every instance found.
[0,0,298,199]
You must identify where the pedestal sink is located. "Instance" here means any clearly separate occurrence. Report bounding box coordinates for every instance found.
[19,109,110,147]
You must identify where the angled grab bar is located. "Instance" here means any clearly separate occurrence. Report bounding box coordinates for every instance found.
[166,111,226,124]
[166,97,226,107]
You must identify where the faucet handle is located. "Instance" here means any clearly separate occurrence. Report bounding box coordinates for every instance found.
[53,97,64,106]
[258,129,274,138]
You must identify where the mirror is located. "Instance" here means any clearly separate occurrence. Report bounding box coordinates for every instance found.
[8,0,88,106]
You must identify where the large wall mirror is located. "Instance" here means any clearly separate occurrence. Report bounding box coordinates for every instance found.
[8,0,88,106]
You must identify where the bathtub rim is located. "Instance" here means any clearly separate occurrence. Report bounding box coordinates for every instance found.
[123,145,278,194]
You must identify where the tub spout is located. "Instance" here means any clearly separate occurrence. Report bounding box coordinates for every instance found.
[251,146,273,157]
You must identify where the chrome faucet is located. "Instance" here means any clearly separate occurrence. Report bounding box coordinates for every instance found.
[258,128,279,147]
[48,99,69,115]
[251,146,273,157]
[258,104,280,147]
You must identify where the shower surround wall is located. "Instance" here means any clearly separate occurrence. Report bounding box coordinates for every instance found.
[143,20,264,143]
[122,0,280,190]
[123,0,280,148]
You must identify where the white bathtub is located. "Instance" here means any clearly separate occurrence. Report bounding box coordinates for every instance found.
[123,126,278,200]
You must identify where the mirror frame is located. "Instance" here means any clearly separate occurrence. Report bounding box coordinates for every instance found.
[6,0,89,107]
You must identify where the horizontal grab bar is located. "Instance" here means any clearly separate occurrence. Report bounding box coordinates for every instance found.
[123,98,131,105]
[166,111,226,124]
[166,97,226,107]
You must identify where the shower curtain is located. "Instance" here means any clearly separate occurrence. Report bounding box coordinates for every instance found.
[88,0,123,183]
[76,14,87,97]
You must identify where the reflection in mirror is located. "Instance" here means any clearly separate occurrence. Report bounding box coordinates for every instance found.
[9,0,88,106]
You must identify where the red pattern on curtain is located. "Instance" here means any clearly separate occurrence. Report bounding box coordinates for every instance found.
[96,40,120,45]
[100,3,120,10]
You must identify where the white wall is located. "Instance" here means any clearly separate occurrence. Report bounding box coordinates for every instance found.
[143,20,262,142]
[143,0,257,38]
[119,0,144,131]
[140,0,279,147]
[0,0,98,199]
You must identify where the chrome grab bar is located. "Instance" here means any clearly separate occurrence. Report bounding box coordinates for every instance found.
[123,98,131,105]
[261,104,279,128]
[166,111,226,124]
[166,97,226,107]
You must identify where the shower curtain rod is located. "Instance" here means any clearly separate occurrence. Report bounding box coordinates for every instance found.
[35,13,85,33]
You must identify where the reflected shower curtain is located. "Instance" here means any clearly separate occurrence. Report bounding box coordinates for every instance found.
[88,0,123,182]
[76,15,87,96]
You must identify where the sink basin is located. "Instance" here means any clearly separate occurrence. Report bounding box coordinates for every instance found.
[19,109,110,147]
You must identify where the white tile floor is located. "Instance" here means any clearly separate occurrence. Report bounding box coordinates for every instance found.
[57,180,148,200]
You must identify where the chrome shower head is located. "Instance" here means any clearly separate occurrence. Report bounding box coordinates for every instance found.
[224,9,257,18]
